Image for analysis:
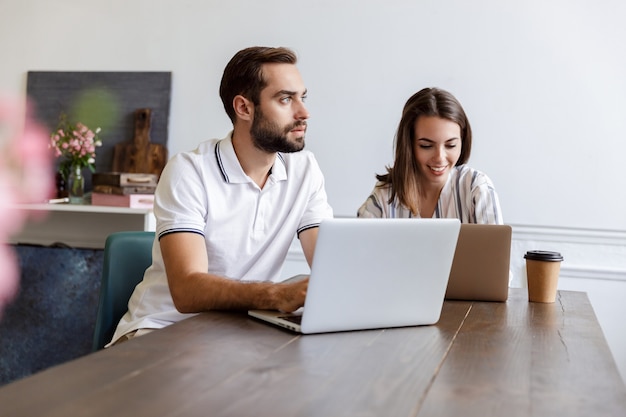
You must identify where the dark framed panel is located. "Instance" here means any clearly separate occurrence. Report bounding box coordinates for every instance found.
[26,71,172,191]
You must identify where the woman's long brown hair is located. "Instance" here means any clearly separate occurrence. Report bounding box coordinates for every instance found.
[376,87,472,215]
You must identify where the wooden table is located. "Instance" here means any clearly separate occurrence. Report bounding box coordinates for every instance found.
[1,289,624,416]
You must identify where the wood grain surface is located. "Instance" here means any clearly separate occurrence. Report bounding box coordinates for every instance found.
[0,290,624,417]
[112,108,167,178]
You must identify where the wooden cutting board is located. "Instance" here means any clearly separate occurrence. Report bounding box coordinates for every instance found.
[112,108,167,178]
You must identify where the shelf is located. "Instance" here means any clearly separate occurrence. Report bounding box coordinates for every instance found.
[9,203,156,249]
[13,203,154,214]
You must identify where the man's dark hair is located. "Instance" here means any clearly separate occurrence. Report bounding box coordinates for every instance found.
[219,46,298,123]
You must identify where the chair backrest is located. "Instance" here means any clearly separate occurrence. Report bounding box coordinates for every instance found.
[92,231,155,351]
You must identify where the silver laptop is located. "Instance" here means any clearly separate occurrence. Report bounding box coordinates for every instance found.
[249,218,461,334]
[445,224,512,302]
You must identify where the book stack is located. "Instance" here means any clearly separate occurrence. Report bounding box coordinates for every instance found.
[91,172,158,208]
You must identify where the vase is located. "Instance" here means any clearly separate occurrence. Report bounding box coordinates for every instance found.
[68,164,85,204]
[55,172,69,199]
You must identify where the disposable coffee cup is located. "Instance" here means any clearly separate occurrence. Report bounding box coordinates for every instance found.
[524,250,564,303]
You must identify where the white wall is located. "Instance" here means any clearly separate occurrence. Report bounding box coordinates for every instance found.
[2,0,625,381]
[2,0,625,229]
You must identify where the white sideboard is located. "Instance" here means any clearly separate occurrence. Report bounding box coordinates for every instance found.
[9,203,156,249]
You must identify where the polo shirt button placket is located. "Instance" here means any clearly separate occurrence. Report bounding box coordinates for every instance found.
[253,191,267,234]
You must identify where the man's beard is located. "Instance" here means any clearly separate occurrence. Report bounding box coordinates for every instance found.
[250,108,306,153]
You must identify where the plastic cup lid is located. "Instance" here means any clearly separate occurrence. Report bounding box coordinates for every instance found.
[524,250,564,262]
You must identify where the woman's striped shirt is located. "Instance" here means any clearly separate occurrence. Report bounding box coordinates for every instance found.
[357,164,503,224]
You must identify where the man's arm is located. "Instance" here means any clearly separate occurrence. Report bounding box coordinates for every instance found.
[298,227,319,268]
[160,232,307,313]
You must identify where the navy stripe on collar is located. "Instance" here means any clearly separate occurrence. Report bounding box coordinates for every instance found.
[215,140,229,183]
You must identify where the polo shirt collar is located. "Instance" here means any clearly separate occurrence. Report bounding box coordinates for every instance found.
[216,131,288,184]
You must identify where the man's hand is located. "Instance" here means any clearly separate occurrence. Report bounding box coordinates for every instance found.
[273,277,309,313]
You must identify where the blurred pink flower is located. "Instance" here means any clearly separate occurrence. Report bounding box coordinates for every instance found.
[0,95,54,318]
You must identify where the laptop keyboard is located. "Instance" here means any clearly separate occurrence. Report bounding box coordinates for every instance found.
[279,315,302,325]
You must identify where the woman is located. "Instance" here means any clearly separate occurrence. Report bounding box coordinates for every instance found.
[357,87,502,223]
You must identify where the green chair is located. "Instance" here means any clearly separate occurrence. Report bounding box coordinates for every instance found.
[92,231,155,351]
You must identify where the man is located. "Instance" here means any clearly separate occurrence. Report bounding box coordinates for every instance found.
[109,46,333,346]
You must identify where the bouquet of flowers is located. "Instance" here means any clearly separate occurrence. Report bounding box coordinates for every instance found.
[49,113,102,179]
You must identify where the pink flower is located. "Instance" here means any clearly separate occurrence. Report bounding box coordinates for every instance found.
[0,95,54,318]
[49,112,103,173]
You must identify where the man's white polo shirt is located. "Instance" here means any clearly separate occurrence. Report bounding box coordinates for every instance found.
[109,132,333,344]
